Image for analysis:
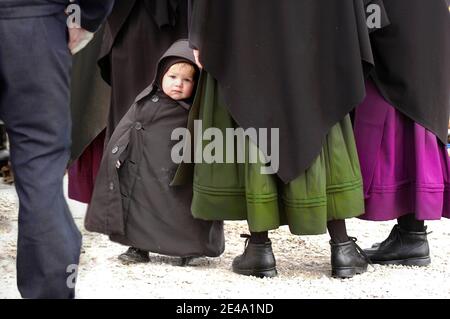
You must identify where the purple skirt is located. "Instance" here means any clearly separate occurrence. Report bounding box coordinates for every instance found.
[354,81,450,221]
[68,131,105,204]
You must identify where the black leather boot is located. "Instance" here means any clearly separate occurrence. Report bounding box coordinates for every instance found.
[0,121,9,168]
[118,247,150,264]
[330,237,369,278]
[232,234,277,278]
[364,225,431,266]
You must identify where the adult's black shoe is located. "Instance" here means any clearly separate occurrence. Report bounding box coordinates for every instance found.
[364,225,431,266]
[232,234,277,278]
[330,237,369,279]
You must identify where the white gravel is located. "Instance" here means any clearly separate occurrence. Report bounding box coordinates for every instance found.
[1,178,449,299]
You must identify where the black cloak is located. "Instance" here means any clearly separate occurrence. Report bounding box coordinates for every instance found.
[369,0,450,144]
[98,0,189,136]
[85,40,225,257]
[189,0,377,183]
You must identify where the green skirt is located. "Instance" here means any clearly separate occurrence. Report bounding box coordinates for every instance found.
[191,73,364,235]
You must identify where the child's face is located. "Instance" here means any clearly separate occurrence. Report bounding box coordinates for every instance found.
[162,63,196,100]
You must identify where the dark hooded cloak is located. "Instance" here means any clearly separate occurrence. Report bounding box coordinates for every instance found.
[98,0,189,137]
[85,40,225,257]
[369,0,450,144]
[189,0,377,183]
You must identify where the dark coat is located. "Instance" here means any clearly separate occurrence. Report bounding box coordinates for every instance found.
[98,0,189,137]
[189,0,377,183]
[369,0,450,144]
[70,26,110,163]
[85,40,225,258]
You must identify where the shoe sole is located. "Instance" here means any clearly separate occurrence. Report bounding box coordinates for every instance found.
[371,256,431,267]
[232,267,278,278]
[118,256,150,264]
[332,266,368,279]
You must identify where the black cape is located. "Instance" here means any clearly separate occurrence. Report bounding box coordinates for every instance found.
[369,0,450,144]
[189,0,377,183]
[98,0,189,136]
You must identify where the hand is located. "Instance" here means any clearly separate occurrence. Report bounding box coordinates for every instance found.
[68,25,94,55]
[193,49,203,69]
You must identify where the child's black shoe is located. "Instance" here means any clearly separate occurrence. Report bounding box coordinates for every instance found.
[118,247,150,264]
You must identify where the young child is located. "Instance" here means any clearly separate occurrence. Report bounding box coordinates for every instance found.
[85,40,225,264]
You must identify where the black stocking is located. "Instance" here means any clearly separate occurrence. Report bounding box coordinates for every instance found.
[327,220,350,243]
[398,214,425,232]
[250,231,269,244]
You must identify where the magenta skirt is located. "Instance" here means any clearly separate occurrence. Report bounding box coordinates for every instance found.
[354,81,450,221]
[68,131,105,204]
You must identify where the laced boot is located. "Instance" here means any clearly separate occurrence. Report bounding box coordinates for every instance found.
[364,225,430,266]
[330,237,370,278]
[232,234,277,278]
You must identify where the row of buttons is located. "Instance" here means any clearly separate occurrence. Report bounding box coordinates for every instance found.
[111,121,145,155]
[108,97,158,191]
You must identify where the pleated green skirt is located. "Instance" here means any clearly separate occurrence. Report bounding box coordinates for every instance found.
[191,73,364,235]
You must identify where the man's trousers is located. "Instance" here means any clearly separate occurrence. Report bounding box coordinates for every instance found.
[0,13,82,299]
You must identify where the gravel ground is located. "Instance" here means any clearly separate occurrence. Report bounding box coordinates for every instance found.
[1,179,450,299]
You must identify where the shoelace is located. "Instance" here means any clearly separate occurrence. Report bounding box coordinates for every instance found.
[349,237,374,268]
[240,234,251,251]
[377,226,402,249]
[381,226,432,249]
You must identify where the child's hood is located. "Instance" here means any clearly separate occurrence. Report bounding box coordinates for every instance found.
[134,39,199,104]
